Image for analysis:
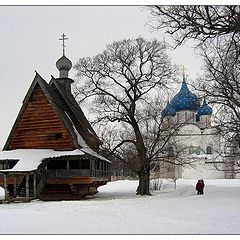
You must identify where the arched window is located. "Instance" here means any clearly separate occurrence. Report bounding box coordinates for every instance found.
[206,146,212,154]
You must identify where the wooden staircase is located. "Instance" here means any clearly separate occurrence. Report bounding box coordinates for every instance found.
[5,170,47,203]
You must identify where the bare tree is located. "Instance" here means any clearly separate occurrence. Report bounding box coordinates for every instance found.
[98,94,196,184]
[198,36,240,133]
[196,37,240,173]
[99,126,140,180]
[147,5,240,175]
[100,95,186,181]
[73,38,177,195]
[148,6,240,46]
[97,89,209,186]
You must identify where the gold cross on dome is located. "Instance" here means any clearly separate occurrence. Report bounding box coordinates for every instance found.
[59,33,68,55]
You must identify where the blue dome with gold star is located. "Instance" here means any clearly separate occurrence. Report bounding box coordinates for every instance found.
[170,79,200,111]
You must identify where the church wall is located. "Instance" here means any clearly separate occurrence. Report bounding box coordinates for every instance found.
[176,110,196,124]
[198,115,211,129]
[169,123,224,179]
[182,160,225,179]
[8,84,75,150]
[175,124,221,155]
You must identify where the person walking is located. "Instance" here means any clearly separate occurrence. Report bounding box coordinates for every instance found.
[196,179,205,195]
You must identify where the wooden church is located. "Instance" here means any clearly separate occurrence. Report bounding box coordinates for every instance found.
[0,34,111,202]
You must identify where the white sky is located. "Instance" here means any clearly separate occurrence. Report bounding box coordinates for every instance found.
[0,5,203,150]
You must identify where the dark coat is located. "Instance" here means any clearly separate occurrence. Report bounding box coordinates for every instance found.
[196,180,205,191]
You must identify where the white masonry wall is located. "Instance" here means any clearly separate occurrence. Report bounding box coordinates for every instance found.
[171,110,225,179]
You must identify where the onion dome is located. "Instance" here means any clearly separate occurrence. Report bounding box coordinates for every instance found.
[170,79,200,111]
[56,55,72,78]
[161,101,176,119]
[197,99,213,117]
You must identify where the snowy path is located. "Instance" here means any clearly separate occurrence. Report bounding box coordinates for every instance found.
[0,179,239,234]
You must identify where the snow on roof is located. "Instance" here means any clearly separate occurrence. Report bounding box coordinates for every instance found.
[0,110,110,173]
[81,147,111,164]
[0,149,85,172]
[73,126,111,164]
[64,111,110,163]
[0,147,111,172]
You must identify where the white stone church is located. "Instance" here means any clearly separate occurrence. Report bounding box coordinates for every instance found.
[156,77,238,180]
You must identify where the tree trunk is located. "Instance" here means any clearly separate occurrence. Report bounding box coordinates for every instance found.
[134,136,151,195]
[137,160,151,195]
[130,116,151,196]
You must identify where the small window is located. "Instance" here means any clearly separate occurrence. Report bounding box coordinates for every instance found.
[185,112,187,122]
[189,146,201,155]
[47,132,63,140]
[189,146,193,154]
[55,133,63,140]
[206,146,212,154]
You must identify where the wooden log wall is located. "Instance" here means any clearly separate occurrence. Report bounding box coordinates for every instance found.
[0,175,23,186]
[8,83,75,150]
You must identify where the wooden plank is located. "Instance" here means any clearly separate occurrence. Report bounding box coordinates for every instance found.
[47,177,108,185]
[16,121,65,127]
[0,175,23,186]
[13,175,17,196]
[47,179,93,184]
[8,84,75,150]
[4,174,7,201]
[11,135,72,141]
[26,174,29,200]
[33,173,37,198]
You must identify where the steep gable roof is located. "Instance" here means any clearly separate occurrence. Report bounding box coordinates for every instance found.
[49,77,102,150]
[3,72,81,150]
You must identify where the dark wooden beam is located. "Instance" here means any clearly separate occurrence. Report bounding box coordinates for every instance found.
[3,174,7,201]
[25,174,29,200]
[33,173,37,199]
[13,175,17,196]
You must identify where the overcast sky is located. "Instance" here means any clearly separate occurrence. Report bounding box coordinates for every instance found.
[0,6,203,149]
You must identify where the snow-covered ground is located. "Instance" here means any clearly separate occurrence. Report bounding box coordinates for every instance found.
[0,179,240,234]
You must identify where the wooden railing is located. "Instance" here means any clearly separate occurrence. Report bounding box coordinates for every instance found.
[13,176,25,198]
[91,169,109,178]
[46,169,108,178]
[36,170,47,197]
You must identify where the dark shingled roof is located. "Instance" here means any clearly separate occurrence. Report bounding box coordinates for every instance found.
[50,77,101,144]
